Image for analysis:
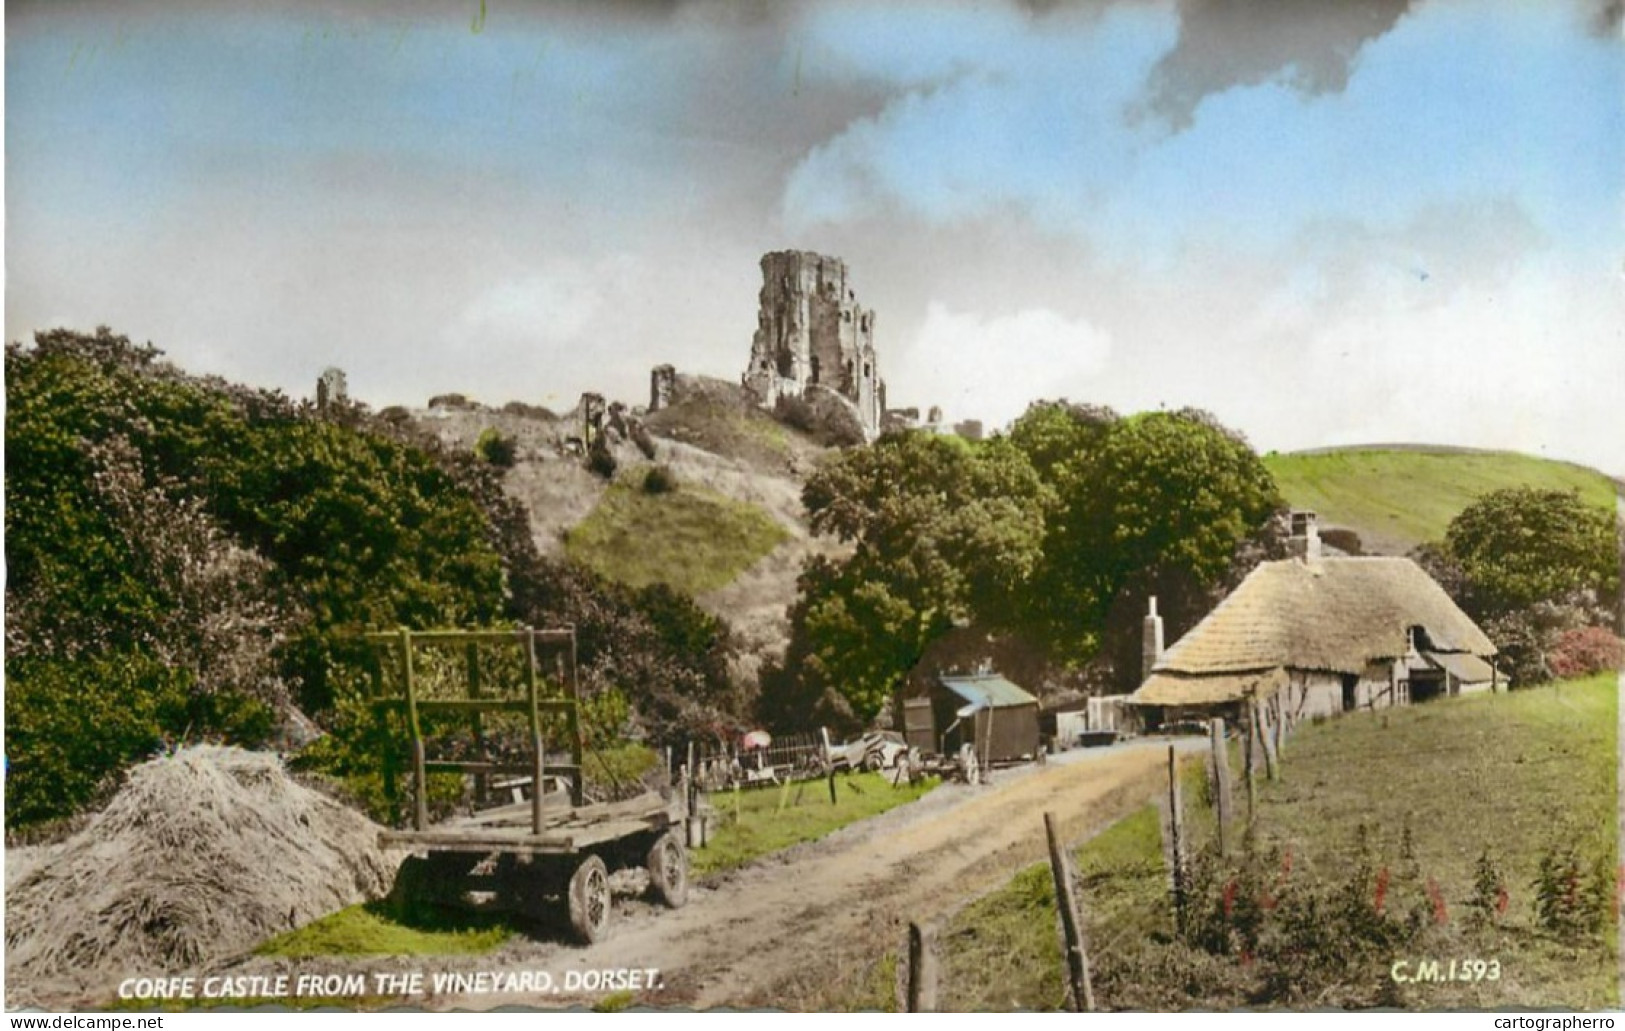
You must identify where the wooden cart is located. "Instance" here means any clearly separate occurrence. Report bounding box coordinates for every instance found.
[364,627,688,943]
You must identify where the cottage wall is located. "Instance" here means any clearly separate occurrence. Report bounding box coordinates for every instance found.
[1354,661,1404,709]
[1281,671,1342,721]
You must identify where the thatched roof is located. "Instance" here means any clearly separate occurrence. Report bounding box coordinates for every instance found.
[1131,557,1494,706]
[1132,667,1288,707]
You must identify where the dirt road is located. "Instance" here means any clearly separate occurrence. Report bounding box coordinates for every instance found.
[526,740,1180,1009]
[213,739,1185,1011]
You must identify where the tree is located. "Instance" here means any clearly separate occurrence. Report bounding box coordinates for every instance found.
[1421,487,1621,685]
[1011,405,1285,682]
[1442,488,1618,620]
[771,432,1051,730]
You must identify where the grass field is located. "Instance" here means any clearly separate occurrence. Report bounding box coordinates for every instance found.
[1264,448,1618,554]
[924,674,1618,1011]
[693,771,939,878]
[564,469,789,595]
[254,900,512,959]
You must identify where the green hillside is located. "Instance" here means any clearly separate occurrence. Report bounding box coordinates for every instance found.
[565,469,790,596]
[1264,447,1619,554]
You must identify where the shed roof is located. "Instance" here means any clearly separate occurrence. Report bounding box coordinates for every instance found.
[1150,557,1494,679]
[1423,650,1497,684]
[938,673,1039,709]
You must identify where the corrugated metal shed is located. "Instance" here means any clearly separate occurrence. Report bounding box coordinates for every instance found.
[907,671,1041,764]
[939,673,1039,710]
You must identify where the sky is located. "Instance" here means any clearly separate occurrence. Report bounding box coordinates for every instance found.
[7,0,1624,476]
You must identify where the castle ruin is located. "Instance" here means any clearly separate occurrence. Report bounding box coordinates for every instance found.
[742,251,883,441]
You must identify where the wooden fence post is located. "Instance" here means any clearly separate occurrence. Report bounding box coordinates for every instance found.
[1209,718,1232,856]
[1243,709,1257,824]
[906,921,938,1012]
[821,726,837,805]
[1044,811,1096,1012]
[1167,745,1186,935]
[1272,691,1286,757]
[1256,697,1279,781]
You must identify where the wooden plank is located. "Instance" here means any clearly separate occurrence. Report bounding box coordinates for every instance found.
[448,792,671,830]
[372,698,577,714]
[379,815,668,855]
[401,628,428,832]
[524,628,545,834]
[361,628,576,648]
[467,641,488,806]
[421,761,582,775]
[566,634,585,807]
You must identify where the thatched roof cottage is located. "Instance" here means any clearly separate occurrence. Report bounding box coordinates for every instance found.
[1129,512,1499,727]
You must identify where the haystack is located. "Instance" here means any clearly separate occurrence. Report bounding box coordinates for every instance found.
[6,746,396,1007]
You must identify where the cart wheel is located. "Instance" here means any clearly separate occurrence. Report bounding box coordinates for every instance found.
[645,831,689,909]
[567,854,612,944]
[958,744,981,786]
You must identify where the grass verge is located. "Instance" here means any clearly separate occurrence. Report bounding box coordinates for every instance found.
[692,771,939,878]
[254,900,512,959]
[565,471,789,595]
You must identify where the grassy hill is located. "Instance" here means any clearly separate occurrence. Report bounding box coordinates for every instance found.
[564,468,790,596]
[1264,447,1619,554]
[919,673,1618,1011]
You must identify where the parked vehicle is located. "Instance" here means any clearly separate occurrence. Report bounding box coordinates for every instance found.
[828,730,910,772]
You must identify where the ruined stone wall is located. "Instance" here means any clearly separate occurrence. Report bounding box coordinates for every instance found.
[742,250,881,440]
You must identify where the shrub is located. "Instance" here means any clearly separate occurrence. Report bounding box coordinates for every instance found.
[586,439,618,479]
[1469,848,1509,928]
[1532,841,1614,941]
[1549,625,1625,679]
[501,401,557,421]
[427,393,474,410]
[474,428,518,469]
[642,464,678,495]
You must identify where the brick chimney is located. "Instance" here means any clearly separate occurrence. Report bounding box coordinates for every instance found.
[1287,510,1321,562]
[1142,596,1165,682]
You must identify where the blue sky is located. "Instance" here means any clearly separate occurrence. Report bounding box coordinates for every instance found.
[7,0,1623,475]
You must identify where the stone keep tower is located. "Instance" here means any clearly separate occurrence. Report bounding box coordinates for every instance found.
[742,251,882,440]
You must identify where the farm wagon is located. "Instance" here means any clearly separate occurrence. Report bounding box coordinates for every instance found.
[362,627,687,943]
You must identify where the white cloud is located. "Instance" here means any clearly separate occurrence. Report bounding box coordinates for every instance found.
[894,302,1113,430]
[447,263,606,353]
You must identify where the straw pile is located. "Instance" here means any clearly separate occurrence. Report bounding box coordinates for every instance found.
[6,746,396,1007]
